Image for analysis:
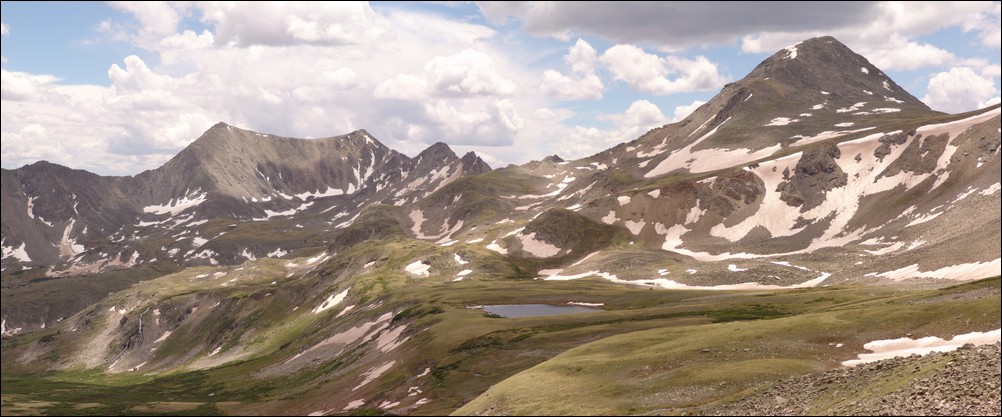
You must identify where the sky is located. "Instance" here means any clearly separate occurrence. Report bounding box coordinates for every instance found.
[1,1,1000,176]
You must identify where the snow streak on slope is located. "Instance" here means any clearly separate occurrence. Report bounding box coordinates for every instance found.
[645,117,783,177]
[843,329,1002,367]
[634,107,1000,265]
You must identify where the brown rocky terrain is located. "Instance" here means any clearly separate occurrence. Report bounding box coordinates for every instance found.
[707,343,1001,416]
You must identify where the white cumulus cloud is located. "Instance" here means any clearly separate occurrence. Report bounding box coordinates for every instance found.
[922,67,999,114]
[540,38,604,100]
[550,100,668,160]
[600,44,727,95]
[196,2,383,47]
[739,2,1001,71]
[425,49,517,97]
[672,100,706,122]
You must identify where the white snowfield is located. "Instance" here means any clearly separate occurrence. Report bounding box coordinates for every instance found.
[518,232,562,257]
[843,329,1001,367]
[485,240,508,255]
[294,185,346,201]
[875,258,1001,282]
[645,116,784,177]
[653,107,1000,262]
[410,209,464,241]
[313,287,350,314]
[764,117,798,126]
[256,202,314,220]
[143,191,208,216]
[405,260,431,277]
[354,361,396,392]
[3,242,32,263]
[543,270,830,291]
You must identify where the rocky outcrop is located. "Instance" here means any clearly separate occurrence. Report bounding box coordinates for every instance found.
[777,143,847,211]
[709,343,1002,416]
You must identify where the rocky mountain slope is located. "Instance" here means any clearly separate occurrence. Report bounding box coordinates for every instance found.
[1,36,999,416]
[2,126,489,331]
[708,343,1001,416]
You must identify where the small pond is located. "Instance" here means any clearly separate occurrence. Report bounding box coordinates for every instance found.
[472,304,603,318]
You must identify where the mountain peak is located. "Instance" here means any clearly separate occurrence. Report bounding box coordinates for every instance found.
[460,151,492,174]
[418,142,457,159]
[742,35,928,111]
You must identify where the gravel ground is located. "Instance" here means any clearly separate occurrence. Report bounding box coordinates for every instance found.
[706,343,1001,416]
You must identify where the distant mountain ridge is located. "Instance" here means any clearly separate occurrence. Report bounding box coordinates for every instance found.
[2,36,999,336]
[1,124,490,271]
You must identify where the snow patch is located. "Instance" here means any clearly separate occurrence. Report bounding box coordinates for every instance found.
[834,122,854,128]
[143,192,207,216]
[601,210,620,225]
[980,183,1000,196]
[294,186,345,200]
[405,261,432,277]
[863,242,904,255]
[267,248,288,258]
[336,305,355,318]
[784,44,799,59]
[376,326,409,353]
[771,261,812,271]
[306,252,330,265]
[3,242,31,263]
[906,212,943,227]
[154,331,172,344]
[764,117,798,126]
[836,102,867,113]
[313,288,351,314]
[728,264,748,272]
[646,117,782,176]
[624,221,646,235]
[239,249,256,261]
[843,329,1001,367]
[518,232,562,258]
[486,240,508,255]
[58,219,85,258]
[876,259,1001,281]
[353,361,396,391]
[546,270,830,290]
[343,400,366,411]
[256,202,314,220]
[860,67,869,74]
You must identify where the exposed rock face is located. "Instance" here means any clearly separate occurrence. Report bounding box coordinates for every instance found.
[777,143,848,211]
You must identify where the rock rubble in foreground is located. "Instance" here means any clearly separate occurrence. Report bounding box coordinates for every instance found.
[708,343,1001,416]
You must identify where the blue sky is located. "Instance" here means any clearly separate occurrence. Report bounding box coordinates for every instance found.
[2,1,999,175]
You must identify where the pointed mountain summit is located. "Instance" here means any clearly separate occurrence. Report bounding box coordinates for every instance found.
[745,36,929,112]
[602,36,941,178]
[156,123,402,201]
[0,125,491,278]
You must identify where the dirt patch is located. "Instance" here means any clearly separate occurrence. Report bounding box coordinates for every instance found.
[128,402,204,413]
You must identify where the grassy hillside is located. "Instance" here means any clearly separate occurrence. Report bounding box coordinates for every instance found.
[3,249,998,416]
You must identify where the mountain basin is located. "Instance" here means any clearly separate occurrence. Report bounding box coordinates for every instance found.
[470,304,603,318]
